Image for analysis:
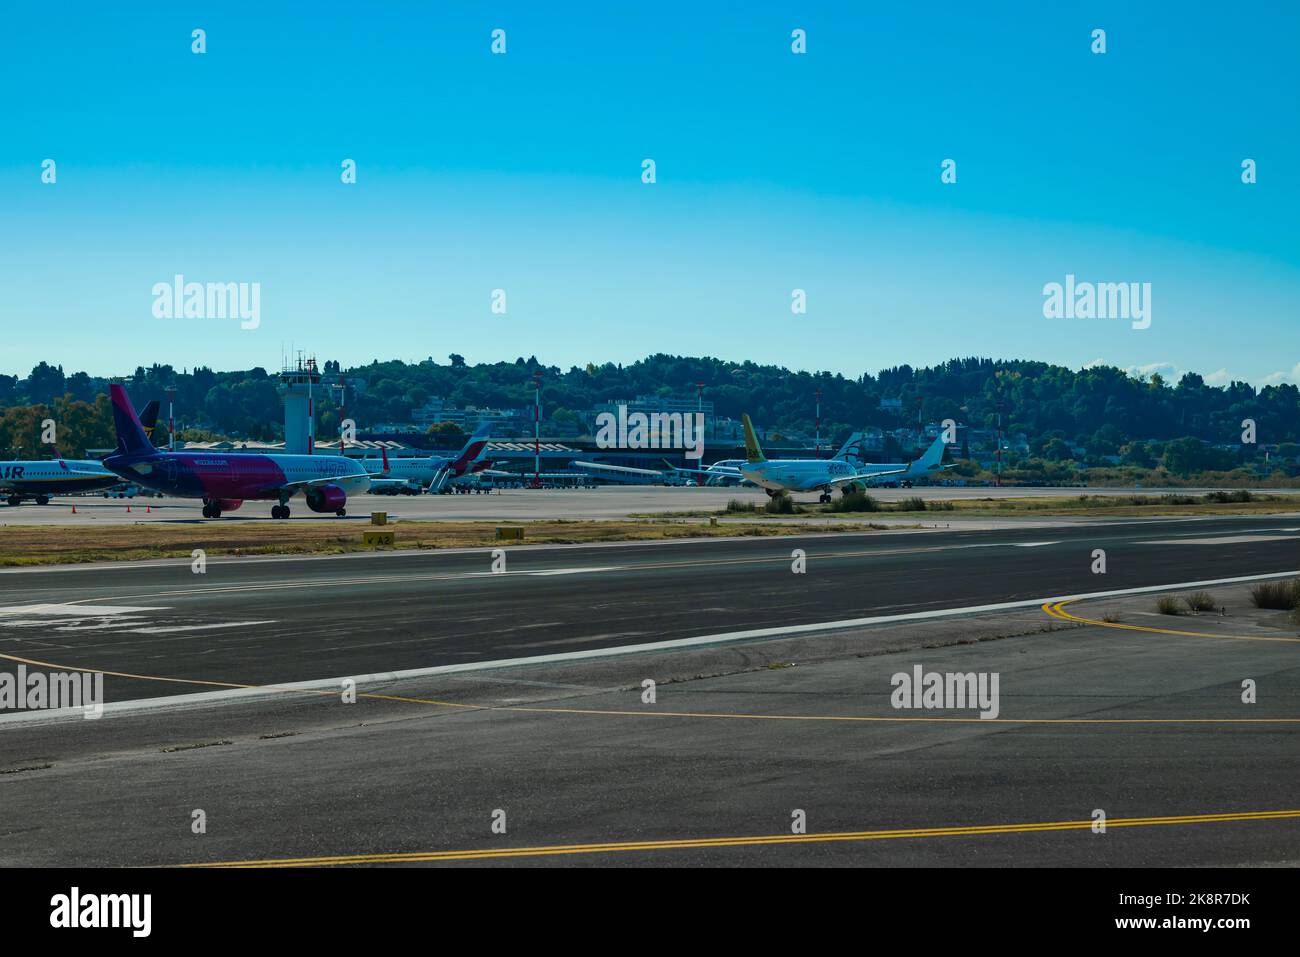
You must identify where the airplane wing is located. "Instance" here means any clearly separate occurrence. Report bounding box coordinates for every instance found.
[571,460,667,478]
[252,474,360,497]
[667,464,742,477]
[827,467,909,488]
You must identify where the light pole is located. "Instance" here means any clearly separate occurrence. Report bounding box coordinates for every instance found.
[332,374,347,453]
[814,387,822,453]
[531,370,542,488]
[165,387,176,451]
[995,400,1005,487]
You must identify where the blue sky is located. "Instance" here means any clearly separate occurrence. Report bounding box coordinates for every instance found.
[2,1,1297,386]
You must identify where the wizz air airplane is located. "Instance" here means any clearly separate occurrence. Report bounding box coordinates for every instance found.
[715,414,951,502]
[364,425,491,494]
[103,384,370,518]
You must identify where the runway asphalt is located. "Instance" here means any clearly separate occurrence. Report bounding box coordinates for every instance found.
[1,513,1297,867]
[1,515,1298,704]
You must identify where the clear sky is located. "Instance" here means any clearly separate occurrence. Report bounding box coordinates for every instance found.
[2,1,1296,385]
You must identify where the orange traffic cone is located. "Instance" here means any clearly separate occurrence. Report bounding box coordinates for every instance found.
[71,505,76,513]
[126,506,132,513]
[146,506,151,513]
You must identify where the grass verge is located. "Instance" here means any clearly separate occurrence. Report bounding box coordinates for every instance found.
[0,519,883,567]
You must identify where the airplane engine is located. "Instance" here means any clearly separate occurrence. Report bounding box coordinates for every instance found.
[306,484,347,513]
[217,499,243,512]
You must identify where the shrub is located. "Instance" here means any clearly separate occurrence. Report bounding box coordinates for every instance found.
[1156,595,1181,615]
[724,499,759,513]
[1183,591,1216,613]
[1205,489,1253,504]
[897,496,928,512]
[825,490,879,512]
[1250,579,1300,610]
[764,492,799,514]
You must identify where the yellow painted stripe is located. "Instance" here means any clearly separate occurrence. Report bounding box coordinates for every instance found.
[4,647,1297,725]
[1043,599,1300,643]
[177,808,1300,867]
[5,638,1300,726]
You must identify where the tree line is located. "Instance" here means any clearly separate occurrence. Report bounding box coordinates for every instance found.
[2,356,1297,470]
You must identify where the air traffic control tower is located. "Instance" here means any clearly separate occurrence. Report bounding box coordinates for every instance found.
[277,356,321,454]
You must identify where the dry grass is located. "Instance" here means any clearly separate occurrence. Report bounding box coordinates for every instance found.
[1250,578,1300,610]
[651,492,1300,520]
[0,519,877,567]
[1156,595,1182,615]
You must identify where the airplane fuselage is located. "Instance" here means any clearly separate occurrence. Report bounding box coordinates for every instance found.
[740,458,859,492]
[0,460,122,500]
[103,451,370,501]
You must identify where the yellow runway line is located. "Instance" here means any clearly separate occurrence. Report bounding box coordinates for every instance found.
[1043,599,1300,643]
[177,808,1300,867]
[4,643,1300,726]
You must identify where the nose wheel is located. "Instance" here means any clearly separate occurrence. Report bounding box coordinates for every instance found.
[819,492,832,504]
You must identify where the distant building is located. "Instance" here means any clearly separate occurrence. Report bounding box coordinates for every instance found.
[413,398,530,434]
[591,394,714,422]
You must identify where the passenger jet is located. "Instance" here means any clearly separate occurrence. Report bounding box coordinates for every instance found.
[103,384,370,518]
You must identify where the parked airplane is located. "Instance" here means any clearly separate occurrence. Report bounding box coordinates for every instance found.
[1,457,120,505]
[678,418,952,500]
[0,401,164,506]
[731,416,911,501]
[103,384,370,518]
[364,425,492,494]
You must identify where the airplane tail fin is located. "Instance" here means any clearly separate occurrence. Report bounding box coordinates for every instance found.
[139,400,161,443]
[833,432,863,461]
[915,434,949,472]
[451,424,492,471]
[108,385,155,457]
[741,414,766,464]
[381,446,391,474]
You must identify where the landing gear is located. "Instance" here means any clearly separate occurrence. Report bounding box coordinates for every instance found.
[765,488,778,498]
[335,508,346,517]
[202,501,223,519]
[6,495,21,507]
[819,491,832,504]
[34,495,49,506]
[272,505,290,519]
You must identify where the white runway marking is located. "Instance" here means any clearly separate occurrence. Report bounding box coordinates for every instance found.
[959,541,1061,549]
[527,567,618,576]
[1139,535,1300,546]
[123,621,277,635]
[0,603,166,618]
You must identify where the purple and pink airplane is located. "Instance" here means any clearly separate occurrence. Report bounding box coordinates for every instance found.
[104,384,371,519]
